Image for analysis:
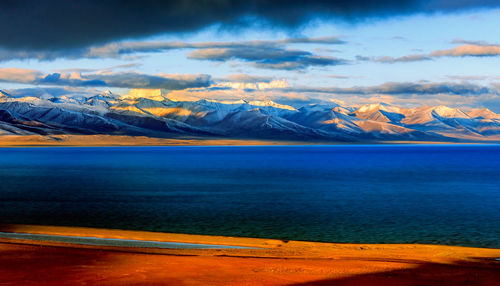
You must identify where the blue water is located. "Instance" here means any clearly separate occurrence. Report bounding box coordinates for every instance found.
[0,145,499,248]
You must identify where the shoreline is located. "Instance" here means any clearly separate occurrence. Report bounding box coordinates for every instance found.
[0,134,499,147]
[1,224,499,285]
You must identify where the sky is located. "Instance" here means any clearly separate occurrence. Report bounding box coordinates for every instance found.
[1,1,500,111]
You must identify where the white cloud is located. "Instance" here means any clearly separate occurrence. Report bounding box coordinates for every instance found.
[0,68,42,83]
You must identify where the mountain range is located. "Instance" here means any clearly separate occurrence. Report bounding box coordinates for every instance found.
[1,89,500,143]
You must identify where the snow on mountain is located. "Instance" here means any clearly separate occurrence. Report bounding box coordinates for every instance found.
[210,108,350,141]
[284,104,363,134]
[432,105,469,119]
[467,108,500,120]
[356,102,401,114]
[353,103,405,123]
[388,105,500,138]
[1,90,500,142]
[248,99,296,111]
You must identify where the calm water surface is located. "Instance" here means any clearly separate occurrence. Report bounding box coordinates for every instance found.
[0,145,499,248]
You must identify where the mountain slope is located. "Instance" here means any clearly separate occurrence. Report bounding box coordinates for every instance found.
[1,90,500,142]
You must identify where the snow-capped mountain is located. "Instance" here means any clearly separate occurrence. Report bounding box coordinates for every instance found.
[1,89,500,142]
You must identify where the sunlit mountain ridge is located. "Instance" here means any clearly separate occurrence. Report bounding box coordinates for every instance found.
[1,89,500,142]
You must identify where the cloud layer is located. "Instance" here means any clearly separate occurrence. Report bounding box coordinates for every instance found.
[0,68,211,90]
[1,0,499,50]
[160,79,500,110]
[0,36,346,64]
[370,42,500,63]
[188,47,347,70]
[284,81,497,96]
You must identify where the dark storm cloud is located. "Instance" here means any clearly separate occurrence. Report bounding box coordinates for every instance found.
[0,0,498,50]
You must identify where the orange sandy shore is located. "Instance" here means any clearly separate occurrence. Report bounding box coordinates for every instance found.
[0,224,499,285]
[0,134,487,147]
[0,134,312,147]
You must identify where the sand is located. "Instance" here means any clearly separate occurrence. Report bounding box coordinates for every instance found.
[0,134,482,147]
[0,224,499,285]
[0,134,309,147]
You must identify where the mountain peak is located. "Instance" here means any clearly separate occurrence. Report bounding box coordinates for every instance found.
[2,90,500,142]
[356,102,400,114]
[248,99,296,111]
[100,89,114,97]
[467,108,500,119]
[432,105,469,118]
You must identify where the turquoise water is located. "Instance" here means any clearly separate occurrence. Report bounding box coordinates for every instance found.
[0,145,499,248]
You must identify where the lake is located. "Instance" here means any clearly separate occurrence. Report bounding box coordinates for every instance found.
[0,145,499,248]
